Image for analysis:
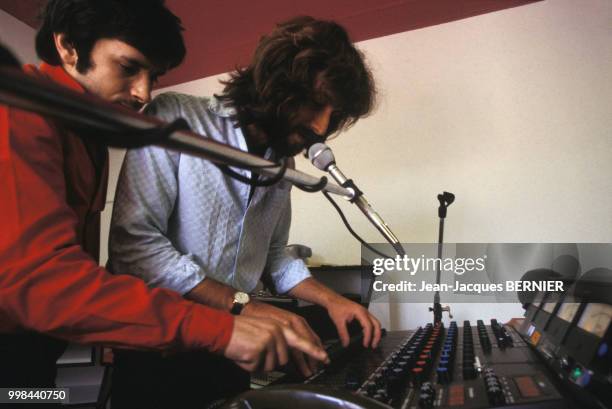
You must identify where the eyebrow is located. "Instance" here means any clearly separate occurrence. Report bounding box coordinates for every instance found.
[119,56,164,77]
[120,56,149,69]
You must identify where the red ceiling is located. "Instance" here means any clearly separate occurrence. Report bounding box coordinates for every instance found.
[0,0,542,87]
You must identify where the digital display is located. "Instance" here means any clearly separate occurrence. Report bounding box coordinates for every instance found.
[577,303,612,338]
[527,324,535,337]
[557,302,581,323]
[542,302,556,313]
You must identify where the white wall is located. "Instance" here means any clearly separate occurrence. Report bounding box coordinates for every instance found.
[155,0,612,251]
[0,9,38,64]
[2,0,610,330]
[153,0,612,329]
[301,0,612,328]
[293,0,611,258]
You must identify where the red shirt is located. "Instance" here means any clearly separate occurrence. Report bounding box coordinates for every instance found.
[0,63,233,353]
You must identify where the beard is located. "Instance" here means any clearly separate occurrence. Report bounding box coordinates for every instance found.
[261,118,323,158]
[269,132,308,157]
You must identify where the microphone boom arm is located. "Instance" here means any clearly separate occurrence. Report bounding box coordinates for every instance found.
[0,65,353,199]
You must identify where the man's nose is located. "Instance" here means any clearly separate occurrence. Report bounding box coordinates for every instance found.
[309,105,334,137]
[131,73,152,106]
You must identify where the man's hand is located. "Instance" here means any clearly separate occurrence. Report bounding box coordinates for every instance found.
[185,277,326,375]
[242,301,324,377]
[223,315,329,373]
[288,278,382,349]
[327,295,382,348]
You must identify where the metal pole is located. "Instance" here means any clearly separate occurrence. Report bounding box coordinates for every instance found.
[0,66,353,199]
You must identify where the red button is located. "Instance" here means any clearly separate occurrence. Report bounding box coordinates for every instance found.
[515,376,541,398]
[448,385,465,406]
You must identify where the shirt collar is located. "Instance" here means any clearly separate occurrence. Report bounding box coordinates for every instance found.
[24,62,86,94]
[205,95,275,160]
[207,95,235,118]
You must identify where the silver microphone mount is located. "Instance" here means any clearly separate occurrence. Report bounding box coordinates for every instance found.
[308,143,405,257]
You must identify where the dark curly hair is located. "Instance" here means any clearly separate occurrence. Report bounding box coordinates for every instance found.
[35,0,185,73]
[219,16,376,141]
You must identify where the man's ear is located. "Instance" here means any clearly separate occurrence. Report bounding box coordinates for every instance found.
[53,33,78,69]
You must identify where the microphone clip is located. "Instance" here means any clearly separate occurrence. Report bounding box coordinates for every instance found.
[340,179,363,203]
[437,191,455,219]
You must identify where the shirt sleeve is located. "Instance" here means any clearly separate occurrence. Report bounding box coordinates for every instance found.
[0,104,233,353]
[108,93,207,295]
[263,192,312,294]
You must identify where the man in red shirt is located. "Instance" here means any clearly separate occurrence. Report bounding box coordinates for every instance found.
[0,0,327,395]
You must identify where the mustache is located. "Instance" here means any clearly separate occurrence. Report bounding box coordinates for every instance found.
[117,100,145,111]
[262,121,327,158]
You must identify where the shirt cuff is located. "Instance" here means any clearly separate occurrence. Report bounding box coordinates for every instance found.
[175,266,208,296]
[180,303,234,353]
[273,258,312,294]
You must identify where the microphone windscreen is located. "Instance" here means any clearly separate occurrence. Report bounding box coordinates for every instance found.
[308,143,335,171]
[551,254,581,280]
[574,267,612,304]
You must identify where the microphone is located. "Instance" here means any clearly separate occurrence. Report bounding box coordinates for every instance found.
[308,143,405,256]
[574,267,612,305]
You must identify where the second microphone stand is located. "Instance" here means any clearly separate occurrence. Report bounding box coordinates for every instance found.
[430,191,455,324]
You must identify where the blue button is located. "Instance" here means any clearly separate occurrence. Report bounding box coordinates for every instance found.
[598,342,608,357]
[577,371,592,387]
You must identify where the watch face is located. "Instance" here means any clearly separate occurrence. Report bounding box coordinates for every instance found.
[235,292,250,304]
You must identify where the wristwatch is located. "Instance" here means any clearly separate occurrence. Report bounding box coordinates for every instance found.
[230,291,250,315]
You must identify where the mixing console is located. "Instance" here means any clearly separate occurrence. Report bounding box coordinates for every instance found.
[234,268,612,409]
[268,320,570,408]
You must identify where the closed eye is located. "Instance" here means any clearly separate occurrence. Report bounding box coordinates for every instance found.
[120,63,139,77]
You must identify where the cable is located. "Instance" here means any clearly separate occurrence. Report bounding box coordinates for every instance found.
[215,157,288,187]
[217,161,390,260]
[295,176,329,192]
[322,191,395,259]
[214,156,329,191]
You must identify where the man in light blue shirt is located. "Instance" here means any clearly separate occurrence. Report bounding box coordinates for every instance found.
[109,16,381,408]
[110,93,308,297]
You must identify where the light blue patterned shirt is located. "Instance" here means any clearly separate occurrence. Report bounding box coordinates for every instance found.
[108,92,311,294]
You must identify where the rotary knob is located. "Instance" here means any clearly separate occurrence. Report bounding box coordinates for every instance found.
[418,382,435,409]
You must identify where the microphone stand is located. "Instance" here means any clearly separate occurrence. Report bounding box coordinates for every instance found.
[0,54,352,199]
[430,192,455,324]
[0,45,403,252]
